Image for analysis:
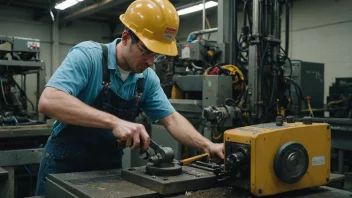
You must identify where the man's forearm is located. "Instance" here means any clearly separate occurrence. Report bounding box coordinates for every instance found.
[39,87,117,129]
[161,112,212,153]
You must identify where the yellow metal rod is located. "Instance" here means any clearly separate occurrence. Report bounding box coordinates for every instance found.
[179,153,210,166]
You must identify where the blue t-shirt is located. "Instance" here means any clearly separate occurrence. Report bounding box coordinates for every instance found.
[46,38,175,136]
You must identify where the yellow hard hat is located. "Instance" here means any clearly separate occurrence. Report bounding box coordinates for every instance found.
[120,0,179,56]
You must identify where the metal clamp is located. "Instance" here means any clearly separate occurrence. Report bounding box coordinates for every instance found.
[139,139,175,166]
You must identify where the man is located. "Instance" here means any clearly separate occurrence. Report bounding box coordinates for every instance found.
[35,0,224,195]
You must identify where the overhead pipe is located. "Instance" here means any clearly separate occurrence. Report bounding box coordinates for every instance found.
[203,0,206,30]
[186,28,218,42]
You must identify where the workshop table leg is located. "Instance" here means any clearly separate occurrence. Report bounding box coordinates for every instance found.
[338,149,344,174]
[0,166,14,198]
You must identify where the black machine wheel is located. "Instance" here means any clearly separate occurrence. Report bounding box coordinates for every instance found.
[274,142,309,184]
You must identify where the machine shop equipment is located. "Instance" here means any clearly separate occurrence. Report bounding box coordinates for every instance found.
[282,60,325,117]
[0,35,49,198]
[0,36,41,61]
[327,77,352,118]
[138,139,182,176]
[0,36,45,124]
[37,0,351,196]
[43,119,350,198]
[224,117,331,196]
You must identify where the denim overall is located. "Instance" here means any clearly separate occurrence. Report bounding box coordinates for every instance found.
[35,44,144,195]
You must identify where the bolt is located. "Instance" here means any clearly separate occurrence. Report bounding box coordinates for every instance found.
[258,189,263,194]
[152,176,157,179]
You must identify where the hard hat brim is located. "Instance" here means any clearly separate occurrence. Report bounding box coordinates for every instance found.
[120,14,178,57]
[137,34,178,57]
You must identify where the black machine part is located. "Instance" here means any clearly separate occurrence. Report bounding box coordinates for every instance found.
[202,105,242,122]
[274,141,309,184]
[225,143,250,180]
[227,147,250,168]
[139,139,175,165]
[139,139,182,176]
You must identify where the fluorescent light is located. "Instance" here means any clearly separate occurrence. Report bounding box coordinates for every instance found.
[55,0,83,10]
[177,1,218,16]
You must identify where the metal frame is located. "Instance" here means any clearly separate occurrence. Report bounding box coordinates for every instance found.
[0,125,51,198]
[0,125,52,138]
[44,168,350,198]
[0,148,44,167]
[0,60,46,121]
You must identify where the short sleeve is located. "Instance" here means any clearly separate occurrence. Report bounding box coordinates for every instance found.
[45,46,92,97]
[141,71,175,121]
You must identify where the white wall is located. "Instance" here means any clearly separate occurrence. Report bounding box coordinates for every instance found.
[0,6,110,110]
[288,0,352,103]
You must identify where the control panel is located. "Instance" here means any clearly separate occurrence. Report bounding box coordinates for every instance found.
[13,37,40,53]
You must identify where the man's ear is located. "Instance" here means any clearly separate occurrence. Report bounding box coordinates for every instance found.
[121,30,130,45]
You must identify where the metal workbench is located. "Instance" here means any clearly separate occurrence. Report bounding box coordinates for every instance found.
[0,124,52,198]
[45,169,352,198]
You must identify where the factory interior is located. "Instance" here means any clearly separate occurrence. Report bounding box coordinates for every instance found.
[1,0,352,197]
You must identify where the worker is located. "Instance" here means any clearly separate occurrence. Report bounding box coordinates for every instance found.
[35,0,224,195]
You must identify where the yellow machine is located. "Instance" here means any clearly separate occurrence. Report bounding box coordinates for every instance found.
[223,117,331,196]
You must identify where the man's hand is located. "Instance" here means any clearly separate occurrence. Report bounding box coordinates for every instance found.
[204,143,225,164]
[112,118,150,151]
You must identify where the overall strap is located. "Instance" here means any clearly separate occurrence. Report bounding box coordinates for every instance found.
[99,43,110,89]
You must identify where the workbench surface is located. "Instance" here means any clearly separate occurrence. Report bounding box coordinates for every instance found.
[45,169,352,198]
[0,124,52,138]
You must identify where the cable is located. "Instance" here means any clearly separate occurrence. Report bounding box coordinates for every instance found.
[285,0,290,57]
[9,75,34,111]
[307,99,314,117]
[280,46,292,77]
[0,78,9,105]
[285,77,308,107]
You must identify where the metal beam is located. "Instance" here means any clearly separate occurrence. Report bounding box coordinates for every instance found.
[60,0,131,24]
[0,148,44,166]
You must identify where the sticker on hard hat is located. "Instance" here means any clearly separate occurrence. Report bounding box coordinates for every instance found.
[164,27,176,40]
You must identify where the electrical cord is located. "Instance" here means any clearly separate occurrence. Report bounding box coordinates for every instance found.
[285,77,308,107]
[280,46,293,77]
[0,78,9,105]
[9,75,35,111]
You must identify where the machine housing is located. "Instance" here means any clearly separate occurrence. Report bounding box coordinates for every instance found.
[224,120,331,196]
[283,60,324,115]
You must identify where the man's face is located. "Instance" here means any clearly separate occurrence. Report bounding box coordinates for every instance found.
[122,31,156,73]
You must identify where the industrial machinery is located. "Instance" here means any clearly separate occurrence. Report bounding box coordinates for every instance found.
[0,35,45,125]
[283,60,325,117]
[0,36,41,61]
[224,116,331,196]
[44,119,341,198]
[327,77,352,118]
[35,0,351,196]
[119,117,332,197]
[0,36,48,198]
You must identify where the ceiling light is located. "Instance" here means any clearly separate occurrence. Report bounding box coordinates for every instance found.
[55,0,84,10]
[177,1,218,16]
